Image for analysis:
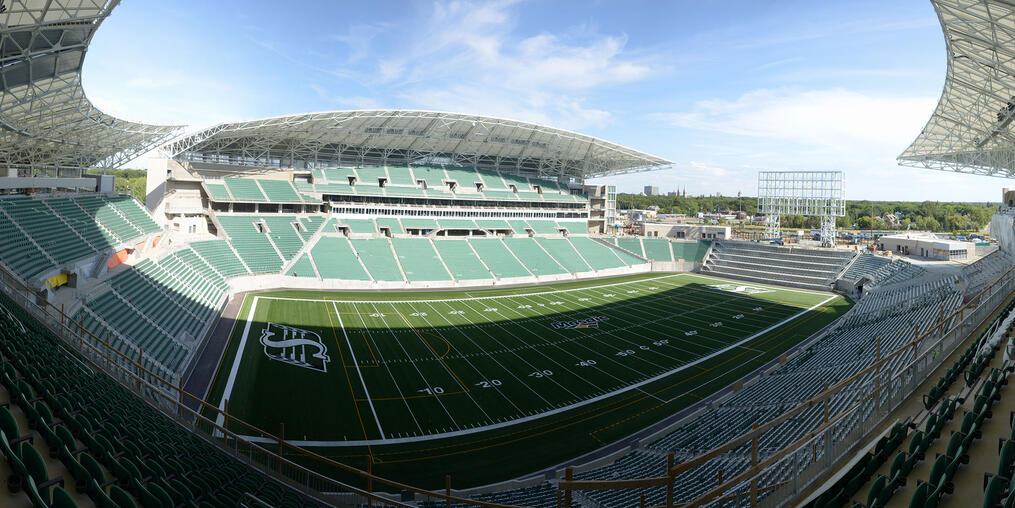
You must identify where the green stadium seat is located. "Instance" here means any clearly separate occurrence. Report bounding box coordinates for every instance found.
[535,238,589,273]
[433,240,492,280]
[309,237,371,280]
[204,183,232,201]
[223,178,267,202]
[256,180,302,202]
[285,254,317,278]
[350,239,404,281]
[503,238,566,276]
[468,239,531,278]
[567,237,633,269]
[386,166,416,186]
[51,486,78,508]
[392,238,451,281]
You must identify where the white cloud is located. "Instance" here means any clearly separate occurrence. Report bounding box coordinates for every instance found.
[376,59,406,83]
[308,84,386,110]
[331,22,391,63]
[386,0,655,130]
[399,85,611,130]
[635,87,1012,201]
[657,88,936,157]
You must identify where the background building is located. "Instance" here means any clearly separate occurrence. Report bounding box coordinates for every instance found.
[643,222,730,240]
[878,232,973,260]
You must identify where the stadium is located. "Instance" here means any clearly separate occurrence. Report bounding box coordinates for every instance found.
[1,1,1015,507]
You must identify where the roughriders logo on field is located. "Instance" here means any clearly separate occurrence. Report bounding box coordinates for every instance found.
[552,316,609,329]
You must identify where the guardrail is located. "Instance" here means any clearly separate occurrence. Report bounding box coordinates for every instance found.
[0,264,524,507]
[557,263,1015,507]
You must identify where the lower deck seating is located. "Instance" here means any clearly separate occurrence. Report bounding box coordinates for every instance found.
[502,238,567,276]
[0,194,163,280]
[285,254,318,278]
[642,238,673,261]
[479,271,964,506]
[618,237,647,258]
[569,237,632,269]
[76,247,228,377]
[703,241,854,291]
[391,238,451,281]
[337,218,377,234]
[534,238,589,273]
[526,220,559,234]
[433,240,492,280]
[839,253,892,282]
[217,216,284,273]
[671,240,710,262]
[0,209,53,279]
[468,238,532,278]
[189,240,250,277]
[310,237,371,280]
[349,238,404,281]
[291,233,647,282]
[0,291,319,506]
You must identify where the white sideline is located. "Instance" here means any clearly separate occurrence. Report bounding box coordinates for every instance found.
[214,296,260,431]
[234,291,839,447]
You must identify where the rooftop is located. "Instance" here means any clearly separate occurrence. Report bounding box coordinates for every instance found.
[164,110,672,182]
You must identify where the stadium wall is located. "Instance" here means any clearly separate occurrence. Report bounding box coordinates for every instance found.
[225,264,652,293]
[991,209,1015,253]
[716,268,1015,505]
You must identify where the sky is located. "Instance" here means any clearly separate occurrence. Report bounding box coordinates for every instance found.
[82,0,1012,202]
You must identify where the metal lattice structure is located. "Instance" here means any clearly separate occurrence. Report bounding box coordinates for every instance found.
[0,0,181,173]
[758,171,845,247]
[898,0,1015,176]
[163,110,672,181]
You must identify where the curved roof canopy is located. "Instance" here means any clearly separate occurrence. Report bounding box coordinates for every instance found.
[165,110,672,180]
[899,0,1015,177]
[0,0,181,171]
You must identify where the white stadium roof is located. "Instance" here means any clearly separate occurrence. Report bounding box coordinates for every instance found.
[899,0,1015,177]
[164,110,673,181]
[0,0,180,171]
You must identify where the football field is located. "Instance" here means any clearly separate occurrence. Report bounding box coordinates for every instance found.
[207,273,844,453]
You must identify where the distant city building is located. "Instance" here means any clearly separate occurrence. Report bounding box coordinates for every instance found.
[644,185,660,196]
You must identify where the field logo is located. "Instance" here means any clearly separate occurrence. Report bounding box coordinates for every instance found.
[259,323,331,373]
[552,316,609,330]
[712,283,773,295]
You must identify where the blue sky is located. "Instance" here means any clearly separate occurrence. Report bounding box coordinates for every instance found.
[83,0,1010,201]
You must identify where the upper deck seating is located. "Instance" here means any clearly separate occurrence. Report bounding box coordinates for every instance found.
[223,179,266,202]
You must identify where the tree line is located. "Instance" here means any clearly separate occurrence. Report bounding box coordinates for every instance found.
[617,194,998,234]
[86,168,147,203]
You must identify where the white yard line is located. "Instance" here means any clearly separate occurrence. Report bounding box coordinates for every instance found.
[351,302,425,436]
[236,293,839,447]
[398,302,498,421]
[421,300,546,412]
[215,296,260,430]
[366,301,461,431]
[332,302,385,440]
